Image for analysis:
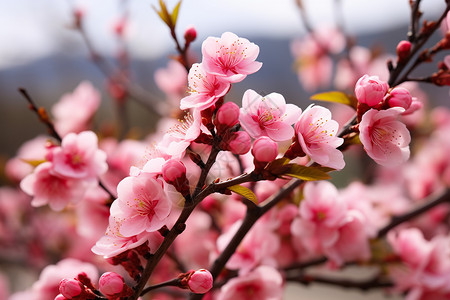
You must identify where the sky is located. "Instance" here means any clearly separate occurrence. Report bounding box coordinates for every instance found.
[0,0,445,69]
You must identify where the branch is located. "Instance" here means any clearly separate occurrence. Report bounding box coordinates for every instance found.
[377,188,450,238]
[74,15,167,116]
[286,273,393,291]
[389,2,450,86]
[18,88,116,201]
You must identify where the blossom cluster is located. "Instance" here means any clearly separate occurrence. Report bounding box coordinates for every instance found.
[1,5,450,300]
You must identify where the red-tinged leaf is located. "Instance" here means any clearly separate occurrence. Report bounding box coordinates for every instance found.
[227,185,258,204]
[279,164,333,181]
[311,91,358,110]
[171,0,182,28]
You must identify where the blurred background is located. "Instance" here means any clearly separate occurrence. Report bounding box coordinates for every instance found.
[0,0,448,298]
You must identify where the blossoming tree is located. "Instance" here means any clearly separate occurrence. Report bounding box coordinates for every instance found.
[2,1,450,300]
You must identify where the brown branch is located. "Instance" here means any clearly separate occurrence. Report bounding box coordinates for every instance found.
[377,188,450,238]
[74,16,167,116]
[18,88,116,201]
[287,273,393,291]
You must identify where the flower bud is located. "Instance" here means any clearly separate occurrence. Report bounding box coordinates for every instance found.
[99,272,124,297]
[162,159,187,183]
[215,102,240,130]
[252,137,278,162]
[355,74,389,107]
[184,25,197,45]
[387,87,412,110]
[59,279,83,299]
[396,40,411,62]
[227,131,251,155]
[54,294,67,300]
[188,269,213,294]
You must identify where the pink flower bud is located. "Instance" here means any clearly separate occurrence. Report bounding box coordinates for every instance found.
[59,279,83,299]
[387,87,412,110]
[355,74,389,107]
[184,25,197,44]
[396,40,411,62]
[252,137,278,162]
[215,102,240,129]
[54,294,67,300]
[99,272,124,297]
[162,159,186,182]
[188,269,213,294]
[228,131,251,155]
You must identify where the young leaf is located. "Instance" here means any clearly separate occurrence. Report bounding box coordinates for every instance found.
[152,0,172,27]
[279,164,332,181]
[20,159,46,168]
[311,91,358,109]
[227,185,258,204]
[171,0,182,28]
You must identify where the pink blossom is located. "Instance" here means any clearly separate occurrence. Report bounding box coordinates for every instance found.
[387,87,413,110]
[216,219,280,274]
[20,162,88,211]
[52,81,101,136]
[217,266,283,300]
[180,63,230,110]
[388,228,450,299]
[16,258,98,300]
[291,181,371,265]
[215,101,240,130]
[227,131,251,155]
[188,269,213,294]
[113,172,171,237]
[98,272,124,297]
[359,108,411,166]
[59,279,83,299]
[154,60,188,98]
[294,105,345,169]
[159,109,203,157]
[239,89,301,141]
[354,74,389,107]
[91,210,163,258]
[252,136,278,163]
[201,32,262,83]
[5,135,48,182]
[51,131,107,180]
[290,26,344,92]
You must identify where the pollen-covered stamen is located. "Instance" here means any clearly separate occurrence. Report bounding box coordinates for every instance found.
[305,116,335,144]
[215,38,248,72]
[168,113,194,139]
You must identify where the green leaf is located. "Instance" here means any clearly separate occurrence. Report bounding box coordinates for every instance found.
[310,91,358,109]
[152,0,171,27]
[278,164,333,181]
[266,157,290,170]
[171,0,182,28]
[227,185,258,204]
[20,159,46,167]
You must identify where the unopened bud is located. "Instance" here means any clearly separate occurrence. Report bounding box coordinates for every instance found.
[227,131,251,155]
[355,74,389,107]
[54,294,67,300]
[387,87,412,110]
[252,137,278,163]
[99,272,124,297]
[59,279,83,299]
[162,159,186,182]
[184,25,197,45]
[396,40,411,62]
[215,102,240,131]
[188,269,213,294]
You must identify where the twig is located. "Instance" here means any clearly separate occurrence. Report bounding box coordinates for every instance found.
[74,16,167,116]
[286,273,393,291]
[18,88,116,201]
[377,188,450,238]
